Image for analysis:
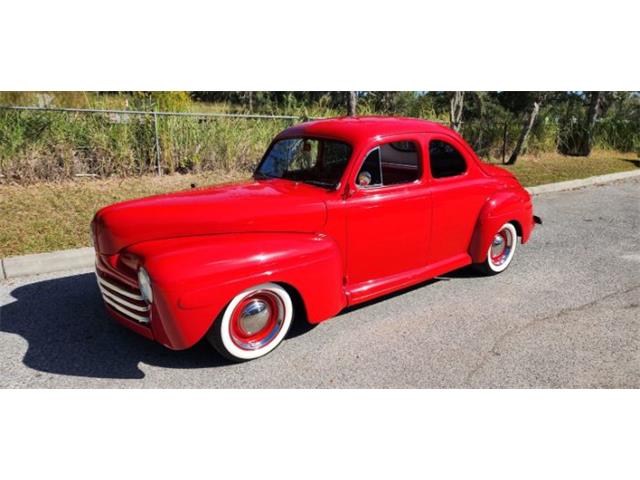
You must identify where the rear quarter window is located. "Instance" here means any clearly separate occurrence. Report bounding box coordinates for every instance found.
[429,140,467,178]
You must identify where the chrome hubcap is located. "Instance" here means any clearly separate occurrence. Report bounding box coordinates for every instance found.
[491,234,506,257]
[239,299,271,335]
[490,229,512,266]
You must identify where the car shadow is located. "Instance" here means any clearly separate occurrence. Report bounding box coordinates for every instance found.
[1,273,233,380]
[1,265,483,380]
[337,265,482,315]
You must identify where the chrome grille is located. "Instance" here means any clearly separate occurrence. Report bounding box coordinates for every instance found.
[96,274,150,324]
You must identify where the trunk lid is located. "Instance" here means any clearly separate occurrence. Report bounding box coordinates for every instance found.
[479,163,516,178]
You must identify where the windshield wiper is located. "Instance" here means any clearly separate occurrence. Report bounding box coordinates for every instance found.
[256,172,336,190]
[300,179,336,189]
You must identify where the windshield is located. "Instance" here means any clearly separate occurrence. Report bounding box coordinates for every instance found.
[255,138,352,189]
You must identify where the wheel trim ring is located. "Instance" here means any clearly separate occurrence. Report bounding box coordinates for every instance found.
[229,291,285,351]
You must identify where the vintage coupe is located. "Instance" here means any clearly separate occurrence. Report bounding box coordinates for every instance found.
[92,116,540,361]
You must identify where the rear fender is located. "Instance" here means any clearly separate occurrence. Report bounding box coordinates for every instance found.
[469,189,533,263]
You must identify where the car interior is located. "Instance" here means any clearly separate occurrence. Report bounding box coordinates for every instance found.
[357,141,420,187]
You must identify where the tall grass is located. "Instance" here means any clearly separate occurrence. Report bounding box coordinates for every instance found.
[0,109,297,182]
[0,91,348,182]
[1,91,637,182]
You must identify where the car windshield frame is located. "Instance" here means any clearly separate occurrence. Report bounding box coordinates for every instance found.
[254,136,354,190]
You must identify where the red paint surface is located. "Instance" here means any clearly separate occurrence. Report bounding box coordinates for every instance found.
[92,117,538,350]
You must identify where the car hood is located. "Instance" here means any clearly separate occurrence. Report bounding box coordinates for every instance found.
[92,179,329,255]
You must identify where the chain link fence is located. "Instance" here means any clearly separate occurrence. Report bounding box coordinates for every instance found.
[1,104,637,183]
[0,105,320,182]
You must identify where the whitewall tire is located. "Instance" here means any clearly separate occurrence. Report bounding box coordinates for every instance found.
[207,283,293,361]
[477,222,518,275]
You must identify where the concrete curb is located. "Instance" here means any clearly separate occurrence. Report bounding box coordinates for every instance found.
[1,247,94,280]
[1,169,639,280]
[527,169,640,195]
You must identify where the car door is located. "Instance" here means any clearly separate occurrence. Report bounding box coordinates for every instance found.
[426,133,488,265]
[345,136,431,292]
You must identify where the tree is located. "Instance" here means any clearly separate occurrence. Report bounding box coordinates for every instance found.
[576,91,605,156]
[558,92,614,156]
[505,93,544,165]
[449,91,464,132]
[347,91,358,116]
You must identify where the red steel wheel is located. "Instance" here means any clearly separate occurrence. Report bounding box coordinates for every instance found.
[229,291,283,350]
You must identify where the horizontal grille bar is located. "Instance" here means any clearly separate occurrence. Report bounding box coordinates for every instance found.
[95,269,150,324]
[97,276,144,301]
[102,296,150,324]
[99,285,150,313]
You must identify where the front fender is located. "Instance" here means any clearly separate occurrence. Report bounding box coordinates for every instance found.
[469,189,534,263]
[126,233,345,349]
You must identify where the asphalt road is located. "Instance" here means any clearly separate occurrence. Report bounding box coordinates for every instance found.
[1,178,638,388]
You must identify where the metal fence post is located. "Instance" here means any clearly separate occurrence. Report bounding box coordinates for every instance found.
[153,112,162,176]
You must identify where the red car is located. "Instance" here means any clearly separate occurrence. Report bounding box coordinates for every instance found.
[92,116,540,361]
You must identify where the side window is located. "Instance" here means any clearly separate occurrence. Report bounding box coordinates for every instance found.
[356,140,420,188]
[429,140,467,178]
[357,148,382,187]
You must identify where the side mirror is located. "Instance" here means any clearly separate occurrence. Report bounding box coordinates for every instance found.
[342,182,355,199]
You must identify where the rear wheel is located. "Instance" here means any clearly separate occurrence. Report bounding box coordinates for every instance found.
[207,283,293,362]
[475,222,518,275]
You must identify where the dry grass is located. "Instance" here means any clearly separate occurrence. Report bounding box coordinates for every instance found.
[0,171,247,257]
[1,149,638,257]
[499,149,639,186]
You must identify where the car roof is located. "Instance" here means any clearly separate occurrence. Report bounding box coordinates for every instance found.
[276,116,456,144]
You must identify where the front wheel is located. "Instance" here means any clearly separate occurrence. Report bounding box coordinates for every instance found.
[475,222,518,275]
[206,283,293,362]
